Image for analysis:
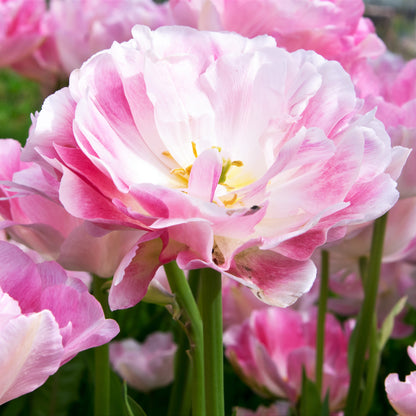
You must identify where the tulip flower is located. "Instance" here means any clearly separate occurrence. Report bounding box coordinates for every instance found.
[23,25,408,310]
[110,332,177,392]
[0,0,46,67]
[224,307,350,411]
[385,343,416,416]
[0,240,119,405]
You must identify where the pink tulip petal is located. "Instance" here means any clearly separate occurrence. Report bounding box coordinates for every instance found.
[188,148,222,202]
[0,311,63,405]
[109,236,164,310]
[229,247,316,307]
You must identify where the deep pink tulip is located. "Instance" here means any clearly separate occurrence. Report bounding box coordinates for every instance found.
[0,241,119,405]
[385,343,416,416]
[224,307,350,411]
[23,26,407,310]
[0,0,46,67]
[0,138,144,277]
[110,332,177,392]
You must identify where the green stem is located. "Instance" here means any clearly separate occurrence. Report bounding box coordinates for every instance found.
[359,314,379,416]
[167,269,202,416]
[316,250,329,397]
[164,262,205,416]
[168,326,192,416]
[200,268,224,416]
[92,276,111,416]
[344,213,388,416]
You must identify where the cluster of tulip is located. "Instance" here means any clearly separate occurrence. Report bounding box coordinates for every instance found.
[1,1,416,415]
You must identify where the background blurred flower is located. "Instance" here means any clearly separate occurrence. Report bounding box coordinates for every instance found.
[385,342,416,416]
[0,240,119,405]
[43,0,173,76]
[0,138,144,278]
[223,307,350,411]
[234,401,291,416]
[0,0,46,67]
[110,332,177,392]
[169,0,385,72]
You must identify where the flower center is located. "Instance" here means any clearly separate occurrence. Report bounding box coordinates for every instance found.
[164,142,246,207]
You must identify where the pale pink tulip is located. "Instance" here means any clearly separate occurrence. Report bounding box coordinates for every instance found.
[223,307,350,411]
[0,138,144,278]
[110,332,176,392]
[385,343,416,416]
[169,0,385,72]
[0,0,46,67]
[0,240,119,405]
[354,54,416,198]
[25,0,173,82]
[23,25,407,310]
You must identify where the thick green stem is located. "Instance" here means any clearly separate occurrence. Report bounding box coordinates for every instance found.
[92,276,111,416]
[164,262,205,416]
[200,268,224,416]
[344,213,388,416]
[316,250,329,397]
[167,269,202,416]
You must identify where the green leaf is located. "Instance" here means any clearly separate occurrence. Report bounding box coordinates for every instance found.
[298,369,329,416]
[0,395,29,416]
[378,296,407,350]
[123,383,147,416]
[31,353,87,416]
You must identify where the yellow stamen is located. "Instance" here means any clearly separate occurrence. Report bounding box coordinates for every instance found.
[192,141,198,158]
[223,193,238,207]
[231,160,243,167]
[162,151,173,158]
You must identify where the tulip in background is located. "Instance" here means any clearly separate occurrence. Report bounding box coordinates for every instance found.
[224,307,350,411]
[0,0,46,67]
[0,241,119,405]
[110,332,177,393]
[0,138,144,277]
[385,343,416,416]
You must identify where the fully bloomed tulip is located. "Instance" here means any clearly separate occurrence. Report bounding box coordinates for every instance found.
[0,240,119,405]
[385,343,416,416]
[0,0,46,67]
[223,307,350,411]
[23,25,408,310]
[110,332,177,392]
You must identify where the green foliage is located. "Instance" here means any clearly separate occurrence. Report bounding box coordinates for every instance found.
[0,351,88,416]
[298,370,330,416]
[0,69,41,144]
